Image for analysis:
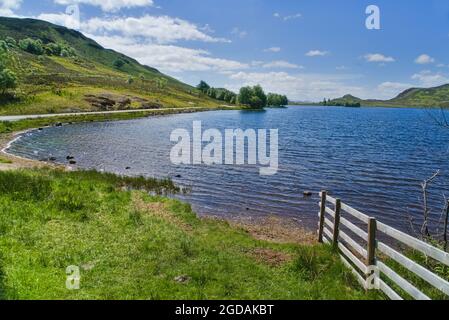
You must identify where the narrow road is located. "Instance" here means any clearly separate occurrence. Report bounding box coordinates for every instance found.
[0,107,200,122]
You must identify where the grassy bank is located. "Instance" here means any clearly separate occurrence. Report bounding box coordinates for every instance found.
[0,169,379,300]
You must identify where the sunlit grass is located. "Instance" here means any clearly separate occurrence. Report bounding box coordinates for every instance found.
[0,169,380,300]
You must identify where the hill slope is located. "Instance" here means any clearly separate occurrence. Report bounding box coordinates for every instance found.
[0,17,223,115]
[325,85,449,108]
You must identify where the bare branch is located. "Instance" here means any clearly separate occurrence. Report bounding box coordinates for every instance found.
[421,170,440,238]
[426,107,449,128]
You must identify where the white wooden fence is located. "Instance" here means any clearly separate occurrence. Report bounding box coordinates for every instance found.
[318,191,449,300]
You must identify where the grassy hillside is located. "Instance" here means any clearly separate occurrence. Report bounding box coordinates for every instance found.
[388,84,449,107]
[0,17,223,115]
[322,85,449,108]
[0,168,379,300]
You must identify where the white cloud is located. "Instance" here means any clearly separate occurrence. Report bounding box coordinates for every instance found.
[377,82,414,98]
[274,12,301,21]
[377,72,449,99]
[250,61,264,67]
[82,15,229,44]
[54,0,153,12]
[0,0,21,16]
[365,54,395,63]
[415,54,435,65]
[231,27,247,39]
[364,53,395,63]
[264,47,281,53]
[411,70,449,87]
[283,13,302,21]
[88,34,247,73]
[225,71,368,101]
[262,60,302,69]
[306,50,329,57]
[38,12,80,29]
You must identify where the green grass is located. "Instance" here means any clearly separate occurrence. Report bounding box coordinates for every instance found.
[380,248,449,300]
[0,169,380,300]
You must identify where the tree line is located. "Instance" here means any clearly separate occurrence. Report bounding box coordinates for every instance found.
[9,37,77,57]
[0,37,79,97]
[0,40,17,96]
[197,81,288,108]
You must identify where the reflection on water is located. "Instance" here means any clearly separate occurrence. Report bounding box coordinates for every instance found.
[8,106,449,232]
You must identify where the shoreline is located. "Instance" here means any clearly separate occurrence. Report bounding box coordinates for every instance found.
[0,111,316,246]
[0,130,63,170]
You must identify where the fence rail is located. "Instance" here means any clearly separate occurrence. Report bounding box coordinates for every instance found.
[317,191,449,300]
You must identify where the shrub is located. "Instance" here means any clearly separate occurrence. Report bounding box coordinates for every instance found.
[0,68,17,94]
[196,80,210,93]
[44,42,76,57]
[19,38,44,55]
[5,37,16,48]
[0,40,8,54]
[267,93,289,106]
[113,58,125,69]
[44,42,62,56]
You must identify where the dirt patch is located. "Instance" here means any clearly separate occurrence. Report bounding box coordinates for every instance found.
[84,93,163,111]
[249,248,292,267]
[230,216,316,245]
[132,193,191,231]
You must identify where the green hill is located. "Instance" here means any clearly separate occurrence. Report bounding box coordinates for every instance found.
[324,85,449,108]
[0,17,223,115]
[388,84,449,107]
[324,94,361,107]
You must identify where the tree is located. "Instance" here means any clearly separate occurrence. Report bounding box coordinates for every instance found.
[196,80,210,93]
[216,91,225,101]
[0,41,8,54]
[0,43,17,95]
[19,38,44,55]
[252,85,267,107]
[207,88,217,99]
[238,86,253,105]
[113,58,125,69]
[249,95,264,108]
[5,37,16,48]
[223,91,233,102]
[0,68,17,94]
[267,93,289,106]
[45,42,62,56]
[238,85,267,108]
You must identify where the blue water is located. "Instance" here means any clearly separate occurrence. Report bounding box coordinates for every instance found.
[8,106,449,232]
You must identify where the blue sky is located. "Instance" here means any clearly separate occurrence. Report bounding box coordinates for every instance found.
[2,0,449,101]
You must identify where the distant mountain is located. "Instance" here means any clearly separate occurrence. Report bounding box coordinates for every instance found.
[324,84,449,108]
[0,17,223,115]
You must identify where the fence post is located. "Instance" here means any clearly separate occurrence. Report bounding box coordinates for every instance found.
[332,199,341,247]
[444,200,449,252]
[367,218,377,266]
[366,217,377,290]
[318,191,327,243]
